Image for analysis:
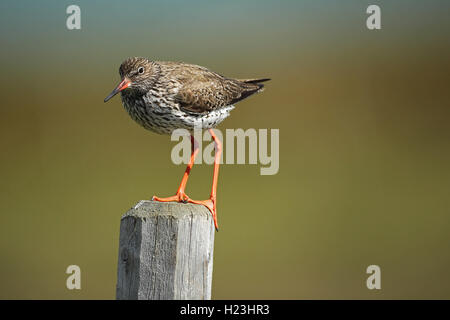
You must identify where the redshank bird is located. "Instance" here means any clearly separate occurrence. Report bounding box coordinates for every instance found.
[104,57,269,230]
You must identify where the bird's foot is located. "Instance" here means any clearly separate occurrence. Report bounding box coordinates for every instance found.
[152,193,218,231]
[187,197,218,231]
[152,191,190,203]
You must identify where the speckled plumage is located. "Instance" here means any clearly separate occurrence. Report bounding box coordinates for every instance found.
[108,57,270,135]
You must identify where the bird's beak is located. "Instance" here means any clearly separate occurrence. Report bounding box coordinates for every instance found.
[104,78,131,102]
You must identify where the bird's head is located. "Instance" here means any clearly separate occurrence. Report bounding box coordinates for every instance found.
[104,57,157,102]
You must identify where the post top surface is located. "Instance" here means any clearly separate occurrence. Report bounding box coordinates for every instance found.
[122,200,211,220]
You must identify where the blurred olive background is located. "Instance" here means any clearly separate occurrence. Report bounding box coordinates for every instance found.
[0,0,449,299]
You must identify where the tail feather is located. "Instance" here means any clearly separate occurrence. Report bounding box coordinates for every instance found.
[238,78,271,92]
[240,78,271,83]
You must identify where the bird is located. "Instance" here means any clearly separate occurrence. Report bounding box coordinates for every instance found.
[104,57,270,230]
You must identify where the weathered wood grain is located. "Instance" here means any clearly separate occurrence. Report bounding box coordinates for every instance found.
[116,200,215,300]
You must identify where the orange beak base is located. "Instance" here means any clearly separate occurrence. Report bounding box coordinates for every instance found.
[104,79,130,102]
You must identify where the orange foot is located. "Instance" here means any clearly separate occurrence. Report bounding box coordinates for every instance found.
[152,193,219,231]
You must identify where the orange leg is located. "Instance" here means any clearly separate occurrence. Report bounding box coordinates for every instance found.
[152,135,199,203]
[187,129,221,231]
[152,130,221,231]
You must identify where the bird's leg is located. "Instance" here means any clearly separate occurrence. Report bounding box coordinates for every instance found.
[186,129,221,231]
[152,135,199,203]
[152,130,221,231]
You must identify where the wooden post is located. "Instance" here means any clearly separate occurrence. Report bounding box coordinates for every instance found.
[116,200,215,300]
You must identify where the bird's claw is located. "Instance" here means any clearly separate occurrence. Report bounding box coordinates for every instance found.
[152,193,219,230]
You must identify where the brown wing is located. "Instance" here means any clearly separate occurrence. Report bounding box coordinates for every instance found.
[166,63,268,114]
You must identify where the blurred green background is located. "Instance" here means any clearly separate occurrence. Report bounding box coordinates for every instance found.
[0,0,449,299]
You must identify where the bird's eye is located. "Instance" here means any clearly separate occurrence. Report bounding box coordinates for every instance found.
[138,67,144,74]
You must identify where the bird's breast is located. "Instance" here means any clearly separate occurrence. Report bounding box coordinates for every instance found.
[120,91,234,135]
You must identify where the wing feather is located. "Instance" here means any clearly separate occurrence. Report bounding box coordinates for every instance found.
[161,63,267,114]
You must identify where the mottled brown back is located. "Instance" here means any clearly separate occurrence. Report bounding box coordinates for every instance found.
[157,61,270,114]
